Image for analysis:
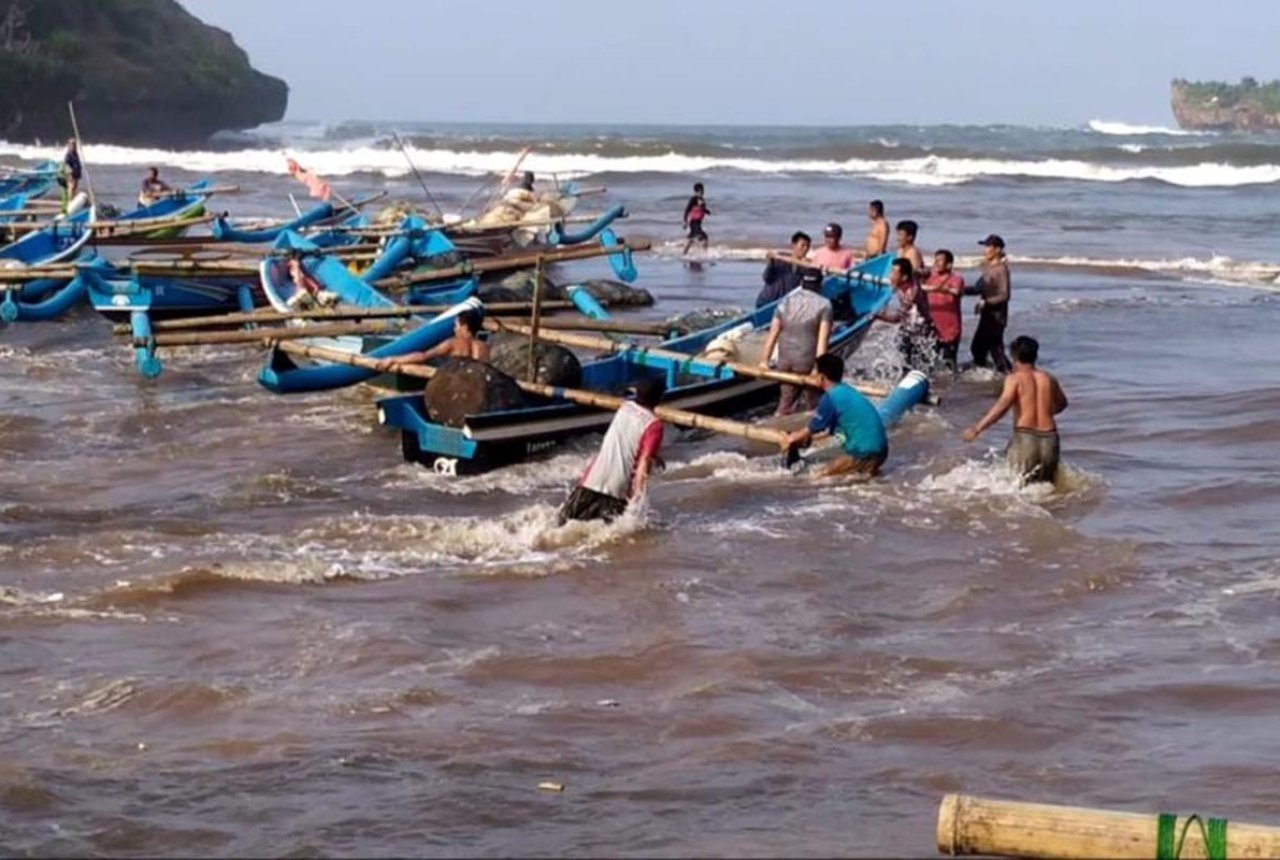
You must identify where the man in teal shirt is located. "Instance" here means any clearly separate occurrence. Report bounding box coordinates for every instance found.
[779,353,888,478]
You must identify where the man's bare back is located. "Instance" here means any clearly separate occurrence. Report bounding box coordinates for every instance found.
[962,335,1068,484]
[1009,367,1067,432]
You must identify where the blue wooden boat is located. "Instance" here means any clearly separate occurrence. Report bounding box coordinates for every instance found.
[256,230,480,394]
[0,204,96,268]
[75,258,263,377]
[107,179,212,239]
[0,161,58,197]
[377,254,900,475]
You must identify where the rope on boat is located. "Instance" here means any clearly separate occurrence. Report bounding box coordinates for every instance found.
[1157,813,1228,860]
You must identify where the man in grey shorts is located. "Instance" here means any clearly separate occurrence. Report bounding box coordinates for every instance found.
[758,268,833,415]
[962,335,1068,484]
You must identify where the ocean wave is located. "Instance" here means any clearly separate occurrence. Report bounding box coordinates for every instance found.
[653,242,1280,288]
[1087,119,1203,137]
[5,139,1280,188]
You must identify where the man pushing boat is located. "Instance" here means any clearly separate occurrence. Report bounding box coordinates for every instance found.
[778,353,889,479]
[558,377,666,525]
[962,335,1068,484]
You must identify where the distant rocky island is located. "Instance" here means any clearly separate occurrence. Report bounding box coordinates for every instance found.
[1171,78,1280,132]
[0,0,286,146]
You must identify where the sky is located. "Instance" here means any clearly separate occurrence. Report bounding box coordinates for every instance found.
[183,0,1280,127]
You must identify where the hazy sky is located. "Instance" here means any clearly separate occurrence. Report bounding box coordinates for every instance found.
[184,0,1279,126]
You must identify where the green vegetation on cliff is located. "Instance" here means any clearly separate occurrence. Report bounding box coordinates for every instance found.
[0,0,287,145]
[1175,78,1280,113]
[1171,78,1280,132]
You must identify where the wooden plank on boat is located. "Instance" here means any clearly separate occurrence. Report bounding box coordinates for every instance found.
[108,301,580,334]
[279,340,791,446]
[489,319,892,398]
[132,320,408,348]
[937,794,1280,859]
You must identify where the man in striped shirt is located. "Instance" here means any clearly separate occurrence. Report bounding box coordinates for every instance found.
[558,377,666,524]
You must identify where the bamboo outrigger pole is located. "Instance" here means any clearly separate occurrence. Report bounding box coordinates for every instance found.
[277,340,792,447]
[937,794,1280,859]
[489,319,892,398]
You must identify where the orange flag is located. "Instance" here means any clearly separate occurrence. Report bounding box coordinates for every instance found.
[285,156,332,202]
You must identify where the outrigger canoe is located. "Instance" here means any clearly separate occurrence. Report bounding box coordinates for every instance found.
[0,161,59,198]
[0,203,96,269]
[376,254,900,475]
[256,230,481,394]
[75,258,262,376]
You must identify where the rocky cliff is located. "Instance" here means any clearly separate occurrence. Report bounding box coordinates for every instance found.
[0,0,287,145]
[1171,78,1280,133]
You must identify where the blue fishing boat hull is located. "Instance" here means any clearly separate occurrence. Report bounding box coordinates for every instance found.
[256,229,480,394]
[378,254,899,475]
[0,205,95,268]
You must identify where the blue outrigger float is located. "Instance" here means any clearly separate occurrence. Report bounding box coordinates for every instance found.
[376,254,917,475]
[211,201,348,244]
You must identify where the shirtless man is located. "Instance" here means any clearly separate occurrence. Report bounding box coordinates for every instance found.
[962,335,1068,484]
[374,309,489,371]
[895,219,925,277]
[864,199,889,258]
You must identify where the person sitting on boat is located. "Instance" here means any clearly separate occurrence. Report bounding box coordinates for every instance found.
[759,267,832,415]
[779,352,888,479]
[558,376,666,525]
[962,335,1068,485]
[373,309,489,372]
[756,231,811,307]
[138,167,172,206]
[876,257,934,373]
[285,252,340,310]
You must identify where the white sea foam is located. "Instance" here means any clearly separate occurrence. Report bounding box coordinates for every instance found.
[654,242,1280,289]
[2,139,1274,187]
[1087,119,1202,137]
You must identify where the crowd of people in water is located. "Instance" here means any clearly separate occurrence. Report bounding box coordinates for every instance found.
[556,184,1069,525]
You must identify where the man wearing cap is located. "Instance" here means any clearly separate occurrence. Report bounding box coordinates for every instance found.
[970,234,1012,373]
[759,267,833,415]
[809,223,855,273]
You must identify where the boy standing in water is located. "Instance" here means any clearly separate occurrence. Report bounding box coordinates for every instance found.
[682,182,710,255]
[864,200,890,258]
[962,335,1068,484]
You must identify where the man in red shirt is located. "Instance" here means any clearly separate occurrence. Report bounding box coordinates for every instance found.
[920,249,964,370]
[558,377,666,524]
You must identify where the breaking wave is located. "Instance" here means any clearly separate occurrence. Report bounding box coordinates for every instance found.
[1086,119,1203,137]
[3,139,1279,188]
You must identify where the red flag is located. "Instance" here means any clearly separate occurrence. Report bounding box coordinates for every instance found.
[285,156,332,202]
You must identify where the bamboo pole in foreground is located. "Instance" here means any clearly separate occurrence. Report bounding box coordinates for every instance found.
[937,794,1280,859]
[278,340,791,446]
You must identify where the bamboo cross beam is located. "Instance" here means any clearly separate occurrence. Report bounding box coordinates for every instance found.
[278,340,791,446]
[488,319,892,398]
[127,320,408,348]
[89,214,216,237]
[108,300,580,334]
[937,794,1280,860]
[0,265,78,282]
[372,238,651,289]
[768,252,891,283]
